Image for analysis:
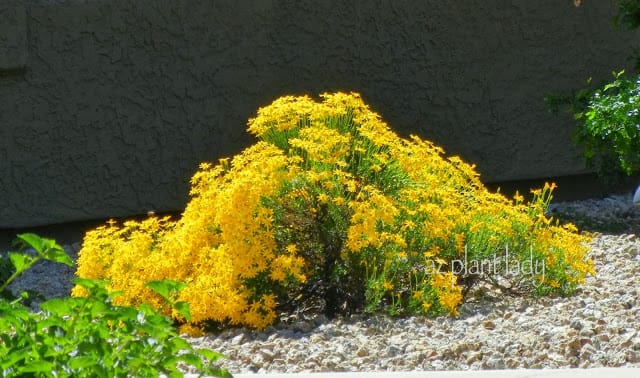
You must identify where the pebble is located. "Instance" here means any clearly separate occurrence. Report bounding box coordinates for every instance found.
[184,194,640,373]
[4,193,640,373]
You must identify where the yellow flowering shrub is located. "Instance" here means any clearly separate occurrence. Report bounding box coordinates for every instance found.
[73,92,594,330]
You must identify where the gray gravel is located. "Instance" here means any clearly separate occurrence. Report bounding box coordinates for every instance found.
[5,242,80,309]
[3,193,640,373]
[186,193,640,373]
[186,232,640,373]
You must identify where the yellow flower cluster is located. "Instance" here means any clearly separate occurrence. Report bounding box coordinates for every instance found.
[74,92,593,331]
[75,143,306,329]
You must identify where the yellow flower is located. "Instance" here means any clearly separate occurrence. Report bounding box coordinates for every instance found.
[332,197,346,206]
[454,233,466,253]
[345,180,357,193]
[401,220,416,231]
[179,324,205,337]
[513,191,524,204]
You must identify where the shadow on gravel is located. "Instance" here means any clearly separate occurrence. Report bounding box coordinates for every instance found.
[548,194,640,235]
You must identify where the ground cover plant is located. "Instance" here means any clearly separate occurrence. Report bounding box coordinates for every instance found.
[0,233,230,378]
[74,92,594,333]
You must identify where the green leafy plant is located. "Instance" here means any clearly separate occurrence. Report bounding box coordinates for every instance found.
[547,0,640,185]
[0,234,72,304]
[0,233,231,378]
[0,253,15,300]
[613,0,640,32]
[575,70,640,178]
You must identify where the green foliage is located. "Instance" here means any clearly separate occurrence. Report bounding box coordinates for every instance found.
[0,233,74,303]
[575,71,640,177]
[0,255,14,299]
[0,233,230,378]
[613,0,640,31]
[546,0,640,184]
[547,71,640,185]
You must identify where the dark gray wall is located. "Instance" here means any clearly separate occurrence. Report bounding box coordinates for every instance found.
[1,0,638,228]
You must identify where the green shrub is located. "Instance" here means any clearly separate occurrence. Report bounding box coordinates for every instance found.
[547,0,640,184]
[0,233,230,378]
[613,0,640,32]
[74,93,594,333]
[575,71,640,177]
[547,71,640,185]
[0,253,15,300]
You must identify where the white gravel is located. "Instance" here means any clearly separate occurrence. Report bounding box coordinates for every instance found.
[185,232,640,373]
[4,193,640,373]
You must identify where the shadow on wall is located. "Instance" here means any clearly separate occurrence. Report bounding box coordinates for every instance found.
[0,0,636,229]
[2,172,639,254]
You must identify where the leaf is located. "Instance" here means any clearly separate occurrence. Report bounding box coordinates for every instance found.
[196,348,225,362]
[18,360,54,373]
[177,352,203,369]
[167,337,191,351]
[8,252,36,273]
[68,356,98,370]
[42,247,74,267]
[15,233,52,254]
[146,280,187,303]
[218,369,234,378]
[0,349,28,371]
[40,298,74,316]
[88,299,110,318]
[13,233,73,267]
[72,277,110,291]
[173,301,192,322]
[166,370,184,378]
[0,300,30,322]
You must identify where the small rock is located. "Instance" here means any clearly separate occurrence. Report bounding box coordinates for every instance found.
[231,334,245,345]
[292,320,315,333]
[570,319,583,330]
[579,328,595,337]
[414,343,428,351]
[482,320,496,330]
[465,352,482,364]
[483,356,505,369]
[565,338,584,354]
[626,350,640,363]
[260,348,275,362]
[356,347,368,357]
[620,331,637,348]
[580,344,596,360]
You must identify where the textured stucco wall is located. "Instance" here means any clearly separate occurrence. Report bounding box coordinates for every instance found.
[0,0,26,71]
[1,0,638,228]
